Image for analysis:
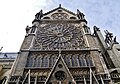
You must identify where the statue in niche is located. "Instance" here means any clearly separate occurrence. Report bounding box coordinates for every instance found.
[77,9,85,20]
[35,10,43,20]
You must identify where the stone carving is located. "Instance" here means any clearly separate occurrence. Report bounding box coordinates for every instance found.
[93,26,100,31]
[25,25,37,35]
[104,30,113,44]
[51,13,68,20]
[26,52,93,68]
[83,25,90,33]
[25,25,30,34]
[55,71,66,81]
[77,9,85,20]
[30,25,37,33]
[35,10,43,20]
[33,23,85,50]
[104,30,117,44]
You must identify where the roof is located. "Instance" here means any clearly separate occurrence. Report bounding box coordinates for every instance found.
[0,52,18,58]
[43,4,76,16]
[45,50,75,84]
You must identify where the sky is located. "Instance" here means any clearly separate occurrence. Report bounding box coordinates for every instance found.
[0,0,120,52]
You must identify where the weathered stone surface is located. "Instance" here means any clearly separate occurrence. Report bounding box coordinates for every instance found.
[11,52,29,76]
[7,5,120,84]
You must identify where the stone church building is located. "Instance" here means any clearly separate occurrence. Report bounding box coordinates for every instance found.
[1,5,120,84]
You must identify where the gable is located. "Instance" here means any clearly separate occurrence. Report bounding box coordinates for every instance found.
[42,7,78,20]
[45,52,76,84]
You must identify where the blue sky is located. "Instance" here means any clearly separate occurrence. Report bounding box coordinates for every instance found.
[0,0,120,52]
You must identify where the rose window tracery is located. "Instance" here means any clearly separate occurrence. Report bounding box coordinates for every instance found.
[34,23,85,50]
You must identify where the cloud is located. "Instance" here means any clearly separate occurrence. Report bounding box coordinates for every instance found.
[0,0,120,52]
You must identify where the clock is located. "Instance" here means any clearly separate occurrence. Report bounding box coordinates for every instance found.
[55,71,66,81]
[34,23,85,50]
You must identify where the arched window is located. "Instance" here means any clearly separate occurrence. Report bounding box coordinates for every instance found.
[70,17,76,19]
[71,55,79,67]
[42,56,49,67]
[37,56,42,67]
[58,10,62,12]
[86,57,93,66]
[43,17,50,19]
[26,56,34,67]
[89,58,94,66]
[53,55,57,65]
[71,56,75,66]
[50,55,56,67]
[71,55,78,67]
[79,57,86,66]
[41,57,44,67]
[44,56,49,67]
[33,56,38,67]
[74,56,79,66]
[65,55,71,67]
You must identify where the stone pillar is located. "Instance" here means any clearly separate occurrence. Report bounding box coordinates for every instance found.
[10,25,38,76]
[20,25,37,50]
[10,51,29,76]
[94,26,108,52]
[110,43,120,73]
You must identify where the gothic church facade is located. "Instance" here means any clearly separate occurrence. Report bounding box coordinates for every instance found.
[7,5,120,84]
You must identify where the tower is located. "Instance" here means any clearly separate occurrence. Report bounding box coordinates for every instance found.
[8,5,120,84]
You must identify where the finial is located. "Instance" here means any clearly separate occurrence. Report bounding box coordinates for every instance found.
[59,4,61,8]
[114,36,117,42]
[40,9,43,13]
[77,9,80,13]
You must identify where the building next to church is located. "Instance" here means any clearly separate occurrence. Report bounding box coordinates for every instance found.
[1,5,120,84]
[0,52,18,84]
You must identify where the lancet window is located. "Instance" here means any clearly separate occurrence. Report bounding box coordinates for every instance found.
[63,53,94,67]
[41,56,49,67]
[26,53,94,68]
[37,56,42,67]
